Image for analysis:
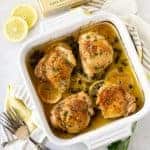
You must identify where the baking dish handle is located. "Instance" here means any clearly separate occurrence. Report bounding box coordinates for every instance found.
[83,124,132,150]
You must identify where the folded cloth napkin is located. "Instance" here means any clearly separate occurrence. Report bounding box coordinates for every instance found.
[0,0,150,150]
[0,85,46,150]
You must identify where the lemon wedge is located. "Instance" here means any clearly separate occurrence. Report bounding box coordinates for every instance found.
[4,16,28,42]
[11,4,38,29]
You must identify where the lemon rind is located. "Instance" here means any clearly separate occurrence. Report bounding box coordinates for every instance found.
[4,16,28,42]
[11,4,38,29]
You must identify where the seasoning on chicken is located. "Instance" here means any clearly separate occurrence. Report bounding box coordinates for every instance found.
[96,84,136,118]
[78,32,113,78]
[34,43,76,92]
[50,92,94,134]
[34,55,47,81]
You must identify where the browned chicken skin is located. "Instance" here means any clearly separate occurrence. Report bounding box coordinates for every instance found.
[34,31,138,134]
[50,92,94,134]
[96,84,136,118]
[34,43,76,92]
[79,32,113,78]
[34,55,47,81]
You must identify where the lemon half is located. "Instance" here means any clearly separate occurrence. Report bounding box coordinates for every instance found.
[11,4,38,29]
[4,16,28,42]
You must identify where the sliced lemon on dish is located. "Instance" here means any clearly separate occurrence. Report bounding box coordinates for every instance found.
[89,80,104,98]
[4,16,28,42]
[37,82,62,104]
[105,68,134,91]
[11,4,38,29]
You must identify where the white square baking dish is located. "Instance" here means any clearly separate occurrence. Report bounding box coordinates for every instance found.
[19,10,150,149]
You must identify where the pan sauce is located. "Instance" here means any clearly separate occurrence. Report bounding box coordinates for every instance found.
[27,22,144,139]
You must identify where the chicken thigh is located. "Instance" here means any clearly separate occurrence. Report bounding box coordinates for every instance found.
[78,32,113,78]
[96,84,136,118]
[50,92,94,134]
[34,43,76,92]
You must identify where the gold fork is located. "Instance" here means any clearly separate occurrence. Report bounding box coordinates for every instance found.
[0,107,50,150]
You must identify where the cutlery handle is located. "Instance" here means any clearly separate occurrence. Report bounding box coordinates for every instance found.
[1,139,18,148]
[2,141,11,147]
[29,137,50,150]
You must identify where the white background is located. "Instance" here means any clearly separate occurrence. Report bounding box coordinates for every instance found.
[0,0,150,149]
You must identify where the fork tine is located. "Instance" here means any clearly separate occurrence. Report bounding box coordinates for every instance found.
[0,113,19,130]
[1,108,23,131]
[8,108,22,124]
[6,110,21,128]
[3,112,17,124]
[5,112,22,129]
[0,113,15,127]
[0,117,15,134]
[9,107,25,126]
[0,124,15,134]
[0,107,27,137]
[7,108,18,121]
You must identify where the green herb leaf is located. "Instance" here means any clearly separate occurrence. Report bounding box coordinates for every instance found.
[108,122,137,150]
[108,137,131,150]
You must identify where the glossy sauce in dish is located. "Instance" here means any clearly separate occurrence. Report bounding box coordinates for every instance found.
[27,22,144,139]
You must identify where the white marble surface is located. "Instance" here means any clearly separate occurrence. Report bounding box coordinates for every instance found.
[0,0,150,149]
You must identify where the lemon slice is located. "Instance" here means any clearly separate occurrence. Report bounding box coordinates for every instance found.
[37,82,62,104]
[11,4,38,29]
[105,68,134,91]
[4,16,28,42]
[89,80,104,98]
